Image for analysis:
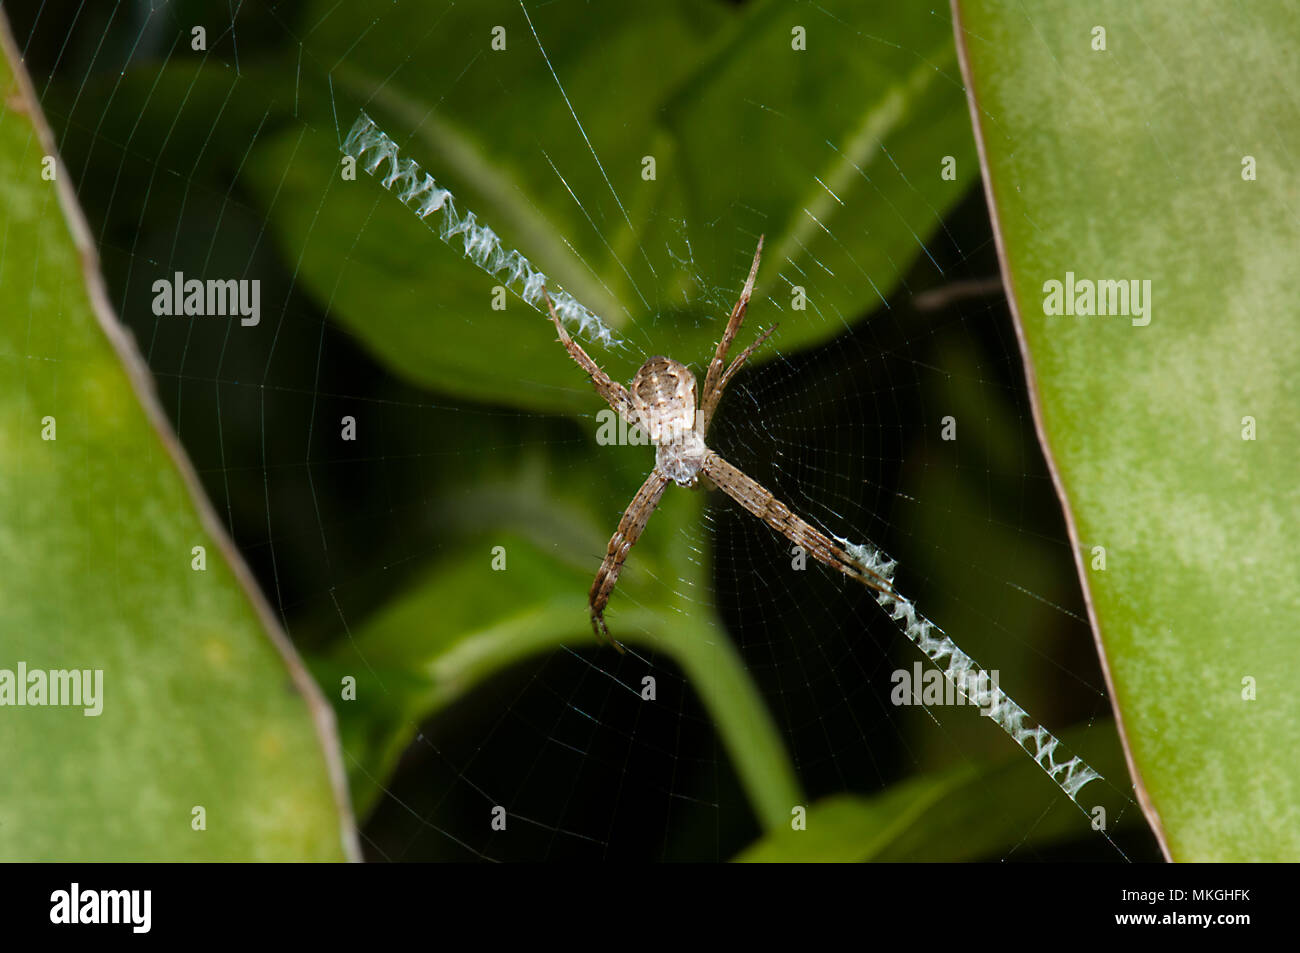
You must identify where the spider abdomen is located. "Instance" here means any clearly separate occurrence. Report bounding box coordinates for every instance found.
[656,436,707,487]
[630,356,707,487]
[630,356,697,443]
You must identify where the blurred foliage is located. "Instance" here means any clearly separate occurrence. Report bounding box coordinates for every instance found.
[313,503,800,827]
[958,0,1300,859]
[0,21,350,860]
[244,0,977,412]
[736,722,1140,861]
[13,0,1165,860]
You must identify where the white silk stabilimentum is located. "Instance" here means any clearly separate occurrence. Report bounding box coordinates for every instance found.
[836,535,1107,804]
[342,112,618,347]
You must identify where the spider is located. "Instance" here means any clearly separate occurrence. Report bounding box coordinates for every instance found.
[542,236,895,650]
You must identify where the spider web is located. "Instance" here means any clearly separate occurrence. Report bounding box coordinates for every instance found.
[14,0,1162,861]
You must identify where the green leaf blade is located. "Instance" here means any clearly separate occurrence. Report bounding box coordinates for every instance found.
[955,0,1300,860]
[0,18,355,861]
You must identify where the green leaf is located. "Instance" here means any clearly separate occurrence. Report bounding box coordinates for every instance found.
[317,471,802,832]
[244,0,976,412]
[735,722,1139,861]
[735,785,957,863]
[0,17,354,860]
[954,0,1300,859]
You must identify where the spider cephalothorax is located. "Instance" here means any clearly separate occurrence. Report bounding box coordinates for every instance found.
[542,235,893,649]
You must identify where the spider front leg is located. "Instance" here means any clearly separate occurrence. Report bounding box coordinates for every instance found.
[540,285,638,424]
[698,236,777,436]
[588,469,670,651]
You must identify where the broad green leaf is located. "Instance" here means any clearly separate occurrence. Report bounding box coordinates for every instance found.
[955,0,1300,859]
[0,17,354,860]
[244,0,976,412]
[735,722,1139,862]
[315,469,802,831]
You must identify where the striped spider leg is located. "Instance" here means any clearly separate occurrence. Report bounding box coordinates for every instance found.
[541,235,894,650]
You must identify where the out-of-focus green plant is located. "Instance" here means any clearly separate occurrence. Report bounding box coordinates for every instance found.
[735,722,1139,861]
[237,0,1143,855]
[21,0,1185,861]
[248,0,977,412]
[245,0,996,840]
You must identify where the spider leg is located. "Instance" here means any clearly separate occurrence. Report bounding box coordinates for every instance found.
[541,285,638,424]
[589,469,670,650]
[698,322,778,437]
[699,236,764,422]
[701,451,896,595]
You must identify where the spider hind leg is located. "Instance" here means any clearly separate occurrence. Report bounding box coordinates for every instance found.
[589,608,627,655]
[585,470,670,651]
